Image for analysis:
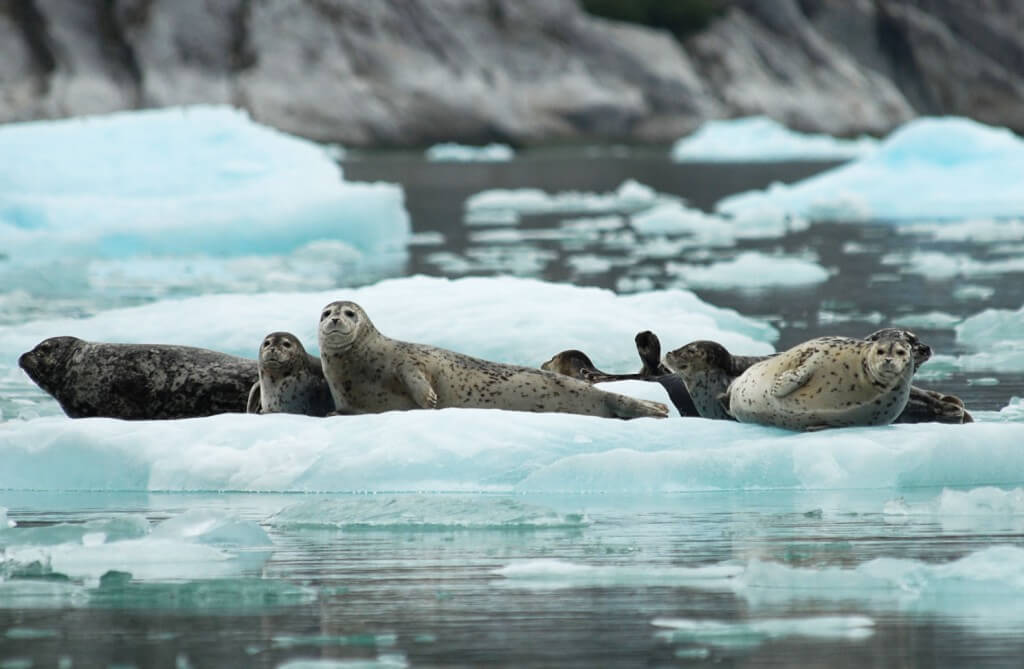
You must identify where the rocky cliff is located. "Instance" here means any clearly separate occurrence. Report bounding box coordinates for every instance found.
[1,0,1021,145]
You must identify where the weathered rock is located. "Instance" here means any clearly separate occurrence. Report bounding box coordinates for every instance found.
[1,0,1022,144]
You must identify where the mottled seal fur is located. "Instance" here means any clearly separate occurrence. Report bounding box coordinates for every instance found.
[724,335,915,431]
[545,331,698,416]
[317,301,668,419]
[19,336,256,420]
[246,332,333,417]
[665,330,971,424]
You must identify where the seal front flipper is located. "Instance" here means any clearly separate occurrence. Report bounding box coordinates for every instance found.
[772,366,815,398]
[246,382,261,414]
[399,363,439,409]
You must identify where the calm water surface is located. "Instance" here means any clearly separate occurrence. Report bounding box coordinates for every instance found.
[3,149,1024,668]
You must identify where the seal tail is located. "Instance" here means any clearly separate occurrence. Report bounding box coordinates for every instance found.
[605,393,669,420]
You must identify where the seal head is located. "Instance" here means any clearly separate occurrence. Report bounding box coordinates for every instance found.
[18,336,82,396]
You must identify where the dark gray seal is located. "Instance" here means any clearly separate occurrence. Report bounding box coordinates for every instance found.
[544,331,699,416]
[724,335,916,431]
[18,336,257,420]
[246,332,333,417]
[317,301,668,419]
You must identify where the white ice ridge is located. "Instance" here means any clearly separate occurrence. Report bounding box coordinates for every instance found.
[717,117,1024,222]
[652,615,875,649]
[1,275,777,370]
[2,413,1024,493]
[670,116,878,162]
[0,106,409,261]
[425,142,514,162]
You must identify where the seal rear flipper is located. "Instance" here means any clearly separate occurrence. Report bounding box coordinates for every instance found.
[246,382,261,414]
[399,364,439,409]
[716,391,734,419]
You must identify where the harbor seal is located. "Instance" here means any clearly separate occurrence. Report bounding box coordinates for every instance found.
[19,336,257,420]
[665,331,971,424]
[317,301,668,419]
[548,331,698,416]
[723,335,915,430]
[246,332,334,417]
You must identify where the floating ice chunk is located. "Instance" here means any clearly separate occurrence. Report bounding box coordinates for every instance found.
[277,656,408,669]
[900,218,1024,242]
[893,311,962,330]
[493,558,742,590]
[0,107,409,263]
[463,208,521,226]
[882,251,1024,279]
[717,117,1024,222]
[667,252,829,290]
[652,615,875,649]
[425,142,514,162]
[953,284,996,302]
[271,496,589,530]
[0,276,776,377]
[974,397,1024,423]
[670,117,878,162]
[150,509,272,547]
[957,306,1024,350]
[465,180,666,216]
[0,507,14,529]
[630,202,728,237]
[884,486,1024,532]
[0,515,149,546]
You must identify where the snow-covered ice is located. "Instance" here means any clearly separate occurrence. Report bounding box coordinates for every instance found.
[0,276,776,373]
[717,117,1024,222]
[464,180,667,216]
[425,142,514,162]
[670,117,878,162]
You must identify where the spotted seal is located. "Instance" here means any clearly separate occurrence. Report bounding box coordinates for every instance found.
[723,335,915,430]
[246,332,334,417]
[665,330,970,424]
[317,301,668,419]
[545,331,698,416]
[18,336,257,419]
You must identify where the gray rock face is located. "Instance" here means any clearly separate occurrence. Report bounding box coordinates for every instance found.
[1,0,1022,144]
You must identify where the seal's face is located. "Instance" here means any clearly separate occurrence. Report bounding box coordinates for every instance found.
[541,350,594,378]
[259,332,303,371]
[866,328,930,371]
[664,341,727,374]
[319,301,364,351]
[866,339,913,385]
[18,336,81,392]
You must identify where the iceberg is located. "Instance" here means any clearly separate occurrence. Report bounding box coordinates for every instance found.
[717,117,1024,222]
[670,117,878,162]
[425,142,514,162]
[0,106,410,304]
[464,180,667,217]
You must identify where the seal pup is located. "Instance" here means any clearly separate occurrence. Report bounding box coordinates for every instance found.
[723,335,915,431]
[246,332,334,417]
[317,301,668,419]
[19,336,257,420]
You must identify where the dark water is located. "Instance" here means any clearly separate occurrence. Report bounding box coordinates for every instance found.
[4,150,1024,668]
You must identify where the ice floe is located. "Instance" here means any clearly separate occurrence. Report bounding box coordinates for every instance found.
[717,117,1024,222]
[0,276,776,376]
[465,180,666,217]
[667,252,830,290]
[670,116,878,162]
[652,615,875,649]
[2,412,1024,494]
[425,142,514,162]
[0,106,409,304]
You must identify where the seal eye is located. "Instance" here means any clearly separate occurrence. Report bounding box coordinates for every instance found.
[263,340,270,348]
[344,309,356,319]
[282,341,292,348]
[896,349,906,356]
[321,310,331,321]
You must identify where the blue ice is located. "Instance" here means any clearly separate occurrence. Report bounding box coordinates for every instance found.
[671,116,878,162]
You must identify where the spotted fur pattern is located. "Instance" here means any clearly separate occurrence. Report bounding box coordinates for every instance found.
[317,302,668,419]
[247,332,333,417]
[724,336,915,430]
[19,336,256,419]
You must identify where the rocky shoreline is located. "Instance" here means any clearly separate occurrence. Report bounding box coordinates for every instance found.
[1,0,1021,146]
